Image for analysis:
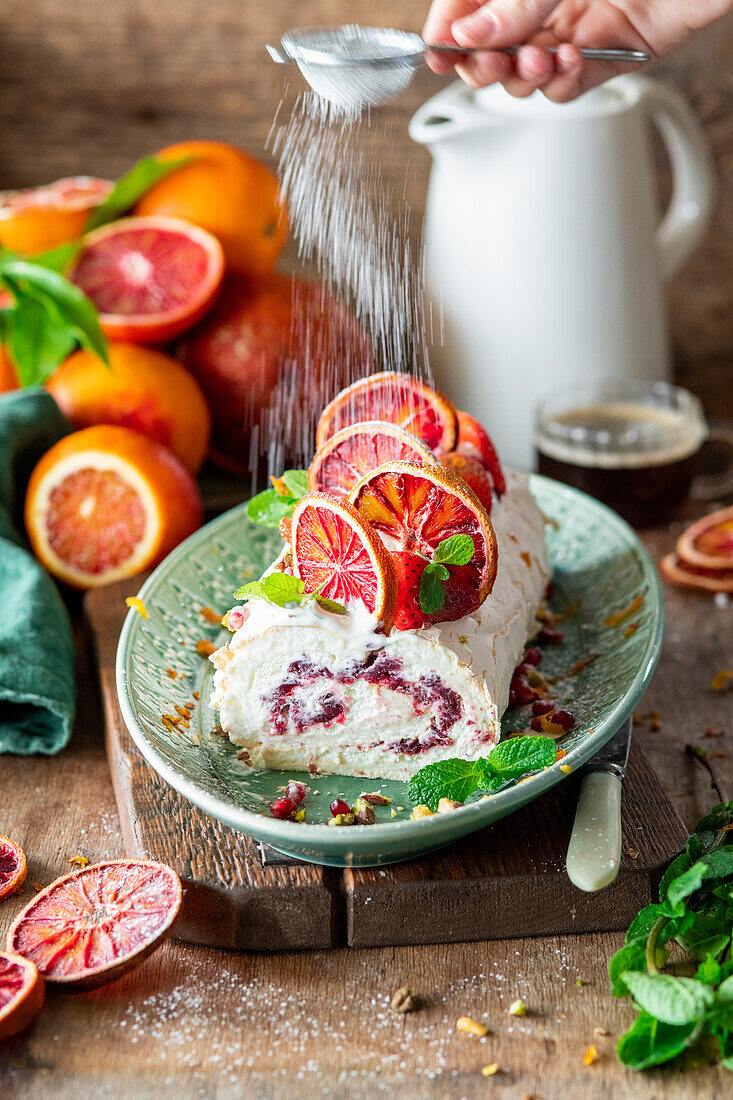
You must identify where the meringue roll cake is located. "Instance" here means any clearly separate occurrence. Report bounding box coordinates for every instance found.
[210,374,550,784]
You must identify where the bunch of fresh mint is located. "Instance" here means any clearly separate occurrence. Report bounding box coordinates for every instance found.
[234,571,346,615]
[246,470,309,527]
[610,800,733,1071]
[407,735,557,809]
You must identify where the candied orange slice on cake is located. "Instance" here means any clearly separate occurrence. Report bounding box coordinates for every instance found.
[308,420,439,496]
[349,461,497,624]
[316,372,458,453]
[455,410,506,497]
[291,494,397,626]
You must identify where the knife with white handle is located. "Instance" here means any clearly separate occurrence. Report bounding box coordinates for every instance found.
[566,719,633,892]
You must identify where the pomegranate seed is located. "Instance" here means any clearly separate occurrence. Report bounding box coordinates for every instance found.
[270,797,296,819]
[523,646,542,667]
[538,626,564,645]
[532,700,554,716]
[330,798,350,817]
[509,675,537,706]
[530,716,544,732]
[227,606,248,631]
[553,710,576,732]
[286,781,307,804]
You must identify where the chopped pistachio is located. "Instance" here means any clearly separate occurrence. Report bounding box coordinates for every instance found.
[576,978,585,987]
[390,809,397,818]
[456,1016,488,1038]
[508,999,526,1017]
[410,804,434,820]
[328,813,355,827]
[293,809,306,822]
[360,791,391,805]
[352,797,376,825]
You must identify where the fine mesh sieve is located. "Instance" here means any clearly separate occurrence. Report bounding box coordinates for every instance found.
[266,24,651,113]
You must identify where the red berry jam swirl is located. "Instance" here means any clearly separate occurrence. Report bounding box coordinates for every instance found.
[262,651,463,754]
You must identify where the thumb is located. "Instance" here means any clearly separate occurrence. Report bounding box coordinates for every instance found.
[452,0,561,48]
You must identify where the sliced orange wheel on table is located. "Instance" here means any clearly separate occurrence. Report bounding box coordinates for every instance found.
[25,425,203,589]
[0,176,112,254]
[316,372,458,453]
[291,494,397,626]
[308,420,439,496]
[0,836,27,902]
[7,860,182,992]
[350,461,497,624]
[660,553,733,593]
[0,952,45,1041]
[676,505,733,571]
[69,215,224,344]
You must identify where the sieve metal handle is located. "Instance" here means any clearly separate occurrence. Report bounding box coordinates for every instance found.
[427,43,651,64]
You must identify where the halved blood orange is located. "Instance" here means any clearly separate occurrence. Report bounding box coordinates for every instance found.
[25,425,203,589]
[291,494,397,625]
[349,461,498,623]
[660,553,733,593]
[309,420,439,497]
[0,837,27,902]
[0,176,112,255]
[7,859,182,992]
[70,216,224,344]
[455,410,506,497]
[0,952,45,1041]
[676,506,733,572]
[316,372,458,454]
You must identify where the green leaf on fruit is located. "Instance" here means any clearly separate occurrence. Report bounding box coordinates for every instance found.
[84,155,193,232]
[233,572,345,616]
[419,562,448,614]
[432,534,474,566]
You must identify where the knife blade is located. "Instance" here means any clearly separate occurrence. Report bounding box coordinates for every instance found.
[566,717,633,892]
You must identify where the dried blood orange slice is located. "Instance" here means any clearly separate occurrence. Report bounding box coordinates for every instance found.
[0,952,45,1041]
[7,859,182,992]
[676,506,733,572]
[0,176,112,255]
[455,410,506,497]
[316,372,458,454]
[349,461,498,623]
[291,494,397,625]
[24,425,202,589]
[70,215,224,344]
[309,420,439,497]
[440,451,494,515]
[660,553,733,593]
[0,836,27,902]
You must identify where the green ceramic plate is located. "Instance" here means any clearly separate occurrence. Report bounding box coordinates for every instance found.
[116,475,663,867]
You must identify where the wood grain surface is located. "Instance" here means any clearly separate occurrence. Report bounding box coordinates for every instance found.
[86,581,687,950]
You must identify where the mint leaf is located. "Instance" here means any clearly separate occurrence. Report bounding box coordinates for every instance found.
[314,596,347,615]
[84,155,192,232]
[609,941,648,998]
[677,911,731,962]
[617,1011,697,1070]
[407,757,493,810]
[233,580,267,600]
[622,973,714,1027]
[419,562,448,614]
[432,534,474,566]
[247,489,294,528]
[625,904,666,945]
[281,469,309,498]
[260,573,306,607]
[485,735,555,778]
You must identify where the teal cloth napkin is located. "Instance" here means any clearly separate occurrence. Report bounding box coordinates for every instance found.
[0,388,76,754]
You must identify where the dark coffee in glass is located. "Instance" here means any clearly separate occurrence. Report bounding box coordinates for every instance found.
[535,382,707,527]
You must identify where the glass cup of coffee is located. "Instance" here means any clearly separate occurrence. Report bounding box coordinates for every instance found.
[535,380,733,527]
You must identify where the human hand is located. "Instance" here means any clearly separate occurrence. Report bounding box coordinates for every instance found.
[423,0,733,101]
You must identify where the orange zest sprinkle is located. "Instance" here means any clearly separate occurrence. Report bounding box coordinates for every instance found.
[456,1016,488,1037]
[623,622,639,638]
[270,474,289,497]
[69,855,89,868]
[560,763,573,774]
[555,748,567,761]
[196,639,216,658]
[125,596,147,619]
[193,691,201,701]
[604,594,644,628]
[199,606,222,624]
[520,552,532,569]
[711,669,733,692]
[165,668,178,679]
[584,1045,598,1066]
[481,1064,500,1076]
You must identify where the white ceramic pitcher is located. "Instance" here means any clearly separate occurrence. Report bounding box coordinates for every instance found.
[409,76,715,469]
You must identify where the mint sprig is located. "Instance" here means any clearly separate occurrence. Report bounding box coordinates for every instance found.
[246,469,309,528]
[408,735,556,809]
[416,534,475,615]
[233,572,346,615]
[609,798,733,1072]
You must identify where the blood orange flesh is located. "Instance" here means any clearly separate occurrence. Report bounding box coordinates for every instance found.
[676,506,733,572]
[660,553,733,593]
[70,216,224,343]
[0,836,27,902]
[0,176,111,216]
[291,494,397,625]
[309,420,438,497]
[316,372,458,454]
[7,859,182,992]
[349,461,498,624]
[0,953,45,1041]
[455,410,506,497]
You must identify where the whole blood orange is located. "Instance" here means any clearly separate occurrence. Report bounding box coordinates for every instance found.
[316,372,458,454]
[70,216,224,344]
[350,461,497,624]
[7,859,182,992]
[291,494,397,626]
[0,176,112,255]
[25,425,203,588]
[179,274,373,476]
[0,836,27,902]
[135,141,288,276]
[46,342,211,473]
[0,952,45,1041]
[308,421,438,496]
[676,506,733,572]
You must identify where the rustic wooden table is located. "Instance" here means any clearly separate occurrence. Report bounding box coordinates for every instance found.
[1,522,731,1099]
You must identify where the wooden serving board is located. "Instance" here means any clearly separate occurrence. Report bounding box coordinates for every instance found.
[87,582,688,952]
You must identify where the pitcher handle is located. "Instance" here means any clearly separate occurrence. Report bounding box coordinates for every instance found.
[636,77,716,280]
